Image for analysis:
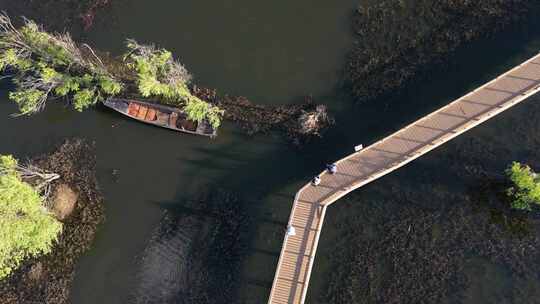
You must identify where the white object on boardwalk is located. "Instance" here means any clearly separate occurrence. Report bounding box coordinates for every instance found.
[286,225,296,236]
[328,163,337,174]
[354,144,364,152]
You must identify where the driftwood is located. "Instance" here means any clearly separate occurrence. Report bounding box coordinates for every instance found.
[17,162,60,204]
[0,160,60,194]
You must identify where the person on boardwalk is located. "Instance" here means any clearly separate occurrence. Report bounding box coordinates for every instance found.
[312,176,321,186]
[286,225,296,236]
[327,163,337,174]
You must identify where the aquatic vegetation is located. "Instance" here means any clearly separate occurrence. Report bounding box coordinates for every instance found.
[0,0,112,32]
[127,189,250,303]
[124,39,223,128]
[193,87,334,143]
[80,0,112,30]
[323,197,540,304]
[0,155,62,280]
[505,162,540,211]
[348,0,532,101]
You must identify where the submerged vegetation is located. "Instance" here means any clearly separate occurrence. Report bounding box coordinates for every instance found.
[131,189,251,304]
[1,0,112,31]
[348,0,532,101]
[0,155,62,280]
[0,13,223,128]
[194,87,334,144]
[505,162,540,211]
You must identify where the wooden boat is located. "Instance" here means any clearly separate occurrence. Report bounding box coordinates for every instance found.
[103,98,217,137]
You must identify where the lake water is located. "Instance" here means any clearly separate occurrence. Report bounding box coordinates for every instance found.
[1,0,540,303]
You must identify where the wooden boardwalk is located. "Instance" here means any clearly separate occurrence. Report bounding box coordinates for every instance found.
[268,52,540,304]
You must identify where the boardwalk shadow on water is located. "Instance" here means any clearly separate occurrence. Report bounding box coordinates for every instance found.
[128,210,205,304]
[122,135,308,304]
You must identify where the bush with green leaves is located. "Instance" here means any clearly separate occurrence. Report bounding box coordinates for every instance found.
[0,13,122,115]
[0,155,62,280]
[125,39,223,128]
[505,161,540,211]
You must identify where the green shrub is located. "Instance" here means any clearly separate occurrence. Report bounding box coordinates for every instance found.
[54,76,82,97]
[98,76,123,95]
[8,89,48,115]
[73,89,97,111]
[184,96,224,129]
[18,21,75,66]
[0,13,122,115]
[125,39,223,128]
[0,48,33,72]
[505,161,540,211]
[125,40,191,101]
[0,155,62,280]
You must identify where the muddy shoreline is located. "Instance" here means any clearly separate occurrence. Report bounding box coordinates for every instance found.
[0,139,105,304]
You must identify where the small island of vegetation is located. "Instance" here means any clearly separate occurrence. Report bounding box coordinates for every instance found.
[0,139,104,304]
[506,161,540,211]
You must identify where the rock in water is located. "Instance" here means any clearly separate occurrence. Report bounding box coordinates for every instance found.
[52,184,78,221]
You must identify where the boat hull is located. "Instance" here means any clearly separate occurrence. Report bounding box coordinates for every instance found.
[103,98,217,138]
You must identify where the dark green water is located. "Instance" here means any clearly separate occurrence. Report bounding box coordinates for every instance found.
[86,0,357,104]
[1,1,540,303]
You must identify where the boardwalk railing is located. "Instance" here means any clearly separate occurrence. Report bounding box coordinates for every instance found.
[268,52,540,304]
